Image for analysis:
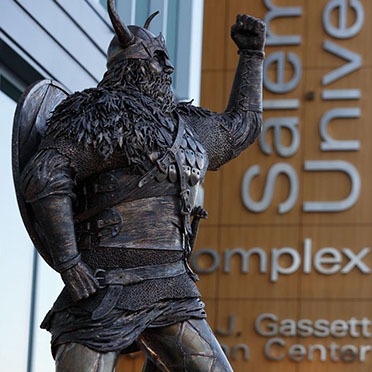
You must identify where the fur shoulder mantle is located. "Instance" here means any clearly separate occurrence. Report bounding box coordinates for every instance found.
[44,86,175,160]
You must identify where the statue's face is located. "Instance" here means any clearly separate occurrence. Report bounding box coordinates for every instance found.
[148,50,174,76]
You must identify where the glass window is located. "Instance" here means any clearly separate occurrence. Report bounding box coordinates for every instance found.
[0,73,62,372]
[135,0,150,25]
[0,81,33,372]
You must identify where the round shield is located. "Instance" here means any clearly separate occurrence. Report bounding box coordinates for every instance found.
[12,79,70,267]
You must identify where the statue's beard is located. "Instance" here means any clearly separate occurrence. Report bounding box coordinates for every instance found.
[135,63,176,113]
[99,59,177,113]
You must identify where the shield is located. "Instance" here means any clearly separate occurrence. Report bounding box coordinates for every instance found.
[12,79,70,267]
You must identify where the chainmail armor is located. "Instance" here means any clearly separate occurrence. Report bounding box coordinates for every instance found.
[81,248,183,269]
[178,103,261,170]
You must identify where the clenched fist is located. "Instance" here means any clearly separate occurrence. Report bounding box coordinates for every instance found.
[231,14,266,51]
[61,261,99,302]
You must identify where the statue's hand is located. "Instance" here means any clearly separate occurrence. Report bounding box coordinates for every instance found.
[231,14,266,51]
[61,261,99,302]
[192,206,208,219]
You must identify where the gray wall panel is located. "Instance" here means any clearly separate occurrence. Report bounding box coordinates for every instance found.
[16,0,108,79]
[55,0,112,54]
[16,0,111,78]
[1,0,113,91]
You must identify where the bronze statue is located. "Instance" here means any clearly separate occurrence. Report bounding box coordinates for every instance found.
[13,1,265,370]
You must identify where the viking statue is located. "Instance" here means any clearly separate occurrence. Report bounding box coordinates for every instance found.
[13,0,265,370]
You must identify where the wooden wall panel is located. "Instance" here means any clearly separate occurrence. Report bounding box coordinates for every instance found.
[219,149,303,225]
[192,226,220,298]
[304,1,372,68]
[213,299,300,371]
[197,0,372,371]
[301,67,372,225]
[299,225,372,299]
[202,171,222,226]
[297,300,372,371]
[216,226,301,299]
[200,71,227,112]
[118,0,372,370]
[201,0,228,71]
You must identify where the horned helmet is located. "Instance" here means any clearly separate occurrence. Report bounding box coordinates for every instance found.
[106,0,174,73]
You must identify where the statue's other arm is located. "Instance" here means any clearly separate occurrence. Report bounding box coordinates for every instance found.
[21,148,99,301]
[184,14,265,170]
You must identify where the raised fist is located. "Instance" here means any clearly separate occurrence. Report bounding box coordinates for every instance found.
[231,14,266,51]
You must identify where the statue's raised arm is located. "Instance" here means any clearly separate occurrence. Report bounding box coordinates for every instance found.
[228,14,265,112]
[180,14,265,171]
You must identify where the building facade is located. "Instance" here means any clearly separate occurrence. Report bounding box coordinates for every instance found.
[3,1,371,371]
[195,0,372,371]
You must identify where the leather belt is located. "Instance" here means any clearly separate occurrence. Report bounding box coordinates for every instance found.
[91,260,186,320]
[94,260,186,287]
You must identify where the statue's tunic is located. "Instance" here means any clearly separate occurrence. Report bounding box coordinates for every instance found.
[21,84,261,354]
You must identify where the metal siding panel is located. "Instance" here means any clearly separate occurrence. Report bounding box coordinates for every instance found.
[165,0,178,65]
[117,0,137,24]
[149,0,168,35]
[16,0,108,80]
[174,0,192,100]
[55,0,113,53]
[174,0,203,103]
[187,0,204,105]
[0,0,98,90]
[135,0,150,25]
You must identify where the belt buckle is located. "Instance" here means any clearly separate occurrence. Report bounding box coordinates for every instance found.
[94,269,106,288]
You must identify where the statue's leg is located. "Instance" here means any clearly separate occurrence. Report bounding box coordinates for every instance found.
[139,319,233,372]
[55,342,119,372]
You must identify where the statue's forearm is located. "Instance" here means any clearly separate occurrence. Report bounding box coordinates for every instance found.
[226,49,264,113]
[31,194,98,301]
[21,149,79,271]
[32,195,81,272]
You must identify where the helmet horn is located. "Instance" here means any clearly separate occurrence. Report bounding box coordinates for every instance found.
[143,11,159,29]
[107,0,134,46]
